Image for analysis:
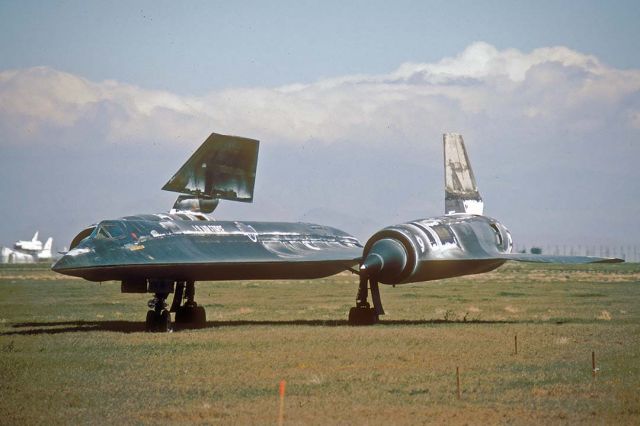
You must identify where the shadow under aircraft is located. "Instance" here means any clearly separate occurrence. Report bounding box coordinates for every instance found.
[4,318,526,336]
[52,132,623,332]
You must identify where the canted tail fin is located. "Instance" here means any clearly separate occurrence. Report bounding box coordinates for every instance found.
[32,231,39,242]
[163,133,259,213]
[443,133,483,215]
[44,237,53,251]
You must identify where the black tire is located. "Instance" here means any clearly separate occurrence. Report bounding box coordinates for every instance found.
[145,310,156,332]
[193,306,206,328]
[348,307,358,325]
[369,308,379,325]
[174,306,205,329]
[348,307,378,326]
[174,306,189,324]
[158,310,171,332]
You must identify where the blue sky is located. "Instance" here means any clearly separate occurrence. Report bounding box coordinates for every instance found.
[1,1,639,251]
[2,0,639,93]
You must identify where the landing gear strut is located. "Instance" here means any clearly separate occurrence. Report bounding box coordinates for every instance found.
[145,293,171,332]
[170,281,206,329]
[348,274,385,326]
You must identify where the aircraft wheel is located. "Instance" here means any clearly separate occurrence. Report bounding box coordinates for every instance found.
[158,310,171,332]
[145,310,171,332]
[145,310,156,332]
[348,307,378,326]
[174,306,205,328]
[174,306,190,324]
[193,306,206,328]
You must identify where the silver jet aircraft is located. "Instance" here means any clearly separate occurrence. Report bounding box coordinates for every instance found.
[52,133,622,331]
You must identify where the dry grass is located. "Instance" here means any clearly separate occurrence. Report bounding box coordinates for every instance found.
[1,262,639,425]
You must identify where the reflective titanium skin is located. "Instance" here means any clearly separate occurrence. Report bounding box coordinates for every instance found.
[54,208,615,286]
[52,215,362,282]
[162,133,259,203]
[361,213,512,284]
[51,132,625,331]
[52,132,622,288]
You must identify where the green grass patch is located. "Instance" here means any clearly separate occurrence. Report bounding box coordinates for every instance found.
[572,293,607,298]
[1,262,639,424]
[497,291,526,297]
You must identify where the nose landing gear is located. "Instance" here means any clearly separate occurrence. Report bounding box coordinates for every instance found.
[348,275,385,326]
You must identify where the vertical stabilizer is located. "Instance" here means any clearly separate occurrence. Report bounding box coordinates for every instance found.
[163,133,259,213]
[32,231,39,242]
[38,237,53,260]
[443,133,483,215]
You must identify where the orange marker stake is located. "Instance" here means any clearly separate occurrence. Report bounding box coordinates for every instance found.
[278,380,286,426]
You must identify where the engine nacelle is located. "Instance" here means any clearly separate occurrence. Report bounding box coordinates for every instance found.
[362,227,419,285]
[362,216,511,285]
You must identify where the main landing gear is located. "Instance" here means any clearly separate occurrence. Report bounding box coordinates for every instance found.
[348,274,385,326]
[146,292,171,332]
[170,281,206,330]
[144,280,206,332]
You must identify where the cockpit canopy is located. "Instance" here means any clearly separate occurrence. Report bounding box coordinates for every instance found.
[95,221,126,240]
[69,221,129,250]
[69,226,96,250]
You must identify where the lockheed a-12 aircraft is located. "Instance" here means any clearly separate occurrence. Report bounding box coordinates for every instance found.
[52,132,622,331]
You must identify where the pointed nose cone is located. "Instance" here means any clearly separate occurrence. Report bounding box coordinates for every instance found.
[360,238,408,282]
[51,247,93,277]
[51,254,74,275]
[51,258,63,273]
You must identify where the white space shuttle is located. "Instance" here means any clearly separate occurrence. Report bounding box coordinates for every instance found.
[1,232,53,263]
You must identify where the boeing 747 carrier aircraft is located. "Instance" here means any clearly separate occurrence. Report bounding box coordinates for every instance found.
[1,232,53,264]
[52,132,622,331]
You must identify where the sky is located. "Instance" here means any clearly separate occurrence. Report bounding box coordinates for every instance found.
[1,0,639,251]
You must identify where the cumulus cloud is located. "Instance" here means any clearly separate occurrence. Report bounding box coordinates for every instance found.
[391,42,605,83]
[2,41,639,148]
[1,42,639,246]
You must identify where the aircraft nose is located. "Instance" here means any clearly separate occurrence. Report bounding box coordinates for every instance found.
[51,258,61,272]
[51,253,74,274]
[51,247,92,276]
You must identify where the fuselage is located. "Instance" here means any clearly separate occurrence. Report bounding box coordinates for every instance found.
[361,213,514,284]
[53,212,513,284]
[52,213,363,282]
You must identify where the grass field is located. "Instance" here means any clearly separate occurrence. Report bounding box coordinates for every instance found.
[1,262,639,425]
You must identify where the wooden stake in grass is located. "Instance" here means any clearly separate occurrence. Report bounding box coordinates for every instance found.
[456,367,461,399]
[278,379,286,426]
[514,334,518,355]
[592,351,596,377]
